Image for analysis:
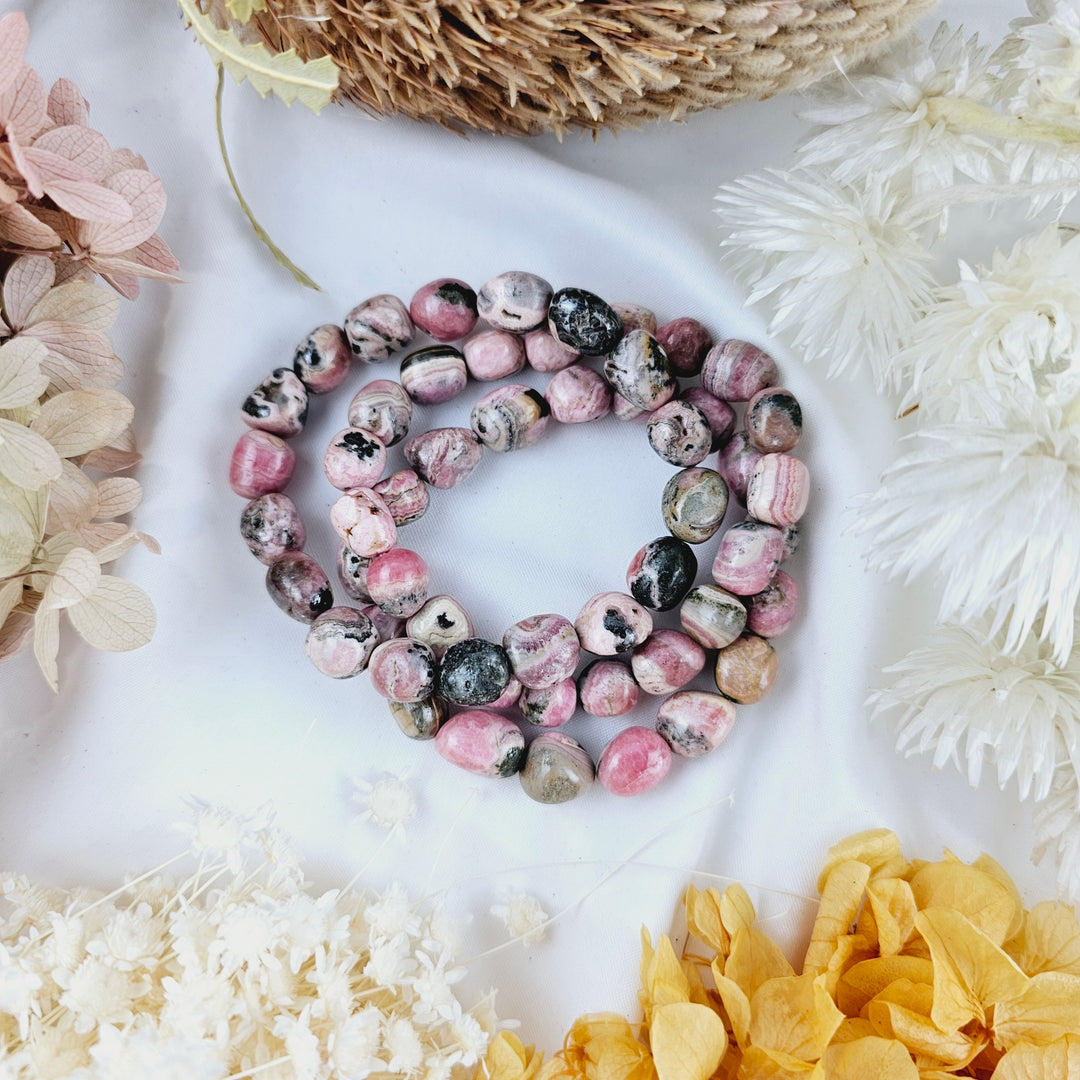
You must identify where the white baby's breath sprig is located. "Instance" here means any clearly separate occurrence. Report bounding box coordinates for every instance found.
[870,616,1080,802]
[855,398,1080,666]
[351,771,418,840]
[490,889,549,947]
[798,23,1000,196]
[714,168,935,390]
[899,226,1080,419]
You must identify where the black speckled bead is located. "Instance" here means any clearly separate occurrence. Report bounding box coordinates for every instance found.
[266,551,332,622]
[240,493,305,565]
[604,330,676,411]
[547,287,623,356]
[626,536,698,611]
[338,544,372,603]
[662,467,730,544]
[242,368,309,438]
[390,696,447,740]
[439,638,513,706]
[292,325,351,394]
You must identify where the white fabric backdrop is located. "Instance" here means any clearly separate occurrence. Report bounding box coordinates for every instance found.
[0,0,1055,1050]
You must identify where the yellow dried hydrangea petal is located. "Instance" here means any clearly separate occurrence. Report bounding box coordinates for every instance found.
[565,1014,655,1080]
[993,970,1080,1051]
[748,973,843,1062]
[820,1036,918,1080]
[649,1002,727,1080]
[726,926,795,1002]
[737,1045,823,1078]
[711,960,751,1050]
[685,885,729,957]
[816,830,900,893]
[993,1034,1080,1080]
[866,878,917,958]
[835,956,934,1017]
[909,861,1019,946]
[804,861,872,976]
[720,884,756,940]
[865,998,984,1069]
[1005,901,1080,977]
[479,1031,545,1080]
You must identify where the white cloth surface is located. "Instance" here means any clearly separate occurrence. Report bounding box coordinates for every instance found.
[0,0,1056,1050]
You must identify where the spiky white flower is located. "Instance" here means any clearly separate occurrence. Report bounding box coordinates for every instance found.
[68,1017,226,1080]
[383,1015,424,1075]
[715,168,935,389]
[799,24,1000,194]
[900,227,1080,418]
[870,617,1080,801]
[352,772,418,839]
[1034,762,1080,902]
[995,0,1080,126]
[490,890,549,947]
[857,397,1080,663]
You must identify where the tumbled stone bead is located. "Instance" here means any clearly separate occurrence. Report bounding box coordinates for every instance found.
[337,544,372,602]
[548,287,623,355]
[361,603,404,643]
[368,637,437,702]
[747,569,800,638]
[631,629,706,695]
[780,524,800,563]
[305,606,378,679]
[323,428,387,491]
[612,392,647,422]
[344,294,414,362]
[266,551,332,623]
[575,591,653,655]
[471,384,549,452]
[597,727,672,796]
[409,278,478,342]
[440,638,513,706]
[747,387,803,454]
[711,521,784,596]
[655,317,712,377]
[520,732,595,804]
[373,469,429,526]
[626,536,698,612]
[330,488,397,557]
[435,709,526,778]
[604,330,676,411]
[230,430,295,499]
[545,365,611,424]
[293,324,351,394]
[241,368,309,438]
[477,271,553,332]
[400,345,467,405]
[656,691,736,758]
[715,633,779,704]
[240,493,305,565]
[524,329,579,373]
[579,660,639,717]
[503,613,580,689]
[347,379,412,448]
[404,427,483,489]
[702,340,779,402]
[716,431,764,506]
[366,548,429,617]
[661,467,729,544]
[611,302,657,335]
[647,400,712,467]
[390,696,446,740]
[747,454,810,528]
[406,594,473,658]
[680,584,746,649]
[488,675,523,710]
[682,387,735,451]
[519,677,578,727]
[463,330,526,381]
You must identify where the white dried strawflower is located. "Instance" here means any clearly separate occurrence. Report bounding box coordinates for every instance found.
[1034,765,1080,902]
[715,168,935,389]
[870,617,1080,801]
[352,771,417,839]
[490,890,549,947]
[798,24,999,195]
[900,227,1080,419]
[855,398,1080,665]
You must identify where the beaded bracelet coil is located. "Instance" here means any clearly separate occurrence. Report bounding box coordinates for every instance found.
[230,272,808,804]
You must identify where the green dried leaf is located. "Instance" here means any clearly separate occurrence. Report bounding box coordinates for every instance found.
[67,575,155,651]
[178,0,338,112]
[226,0,267,21]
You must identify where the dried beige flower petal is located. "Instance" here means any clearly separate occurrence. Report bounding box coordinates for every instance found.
[45,458,98,533]
[32,604,59,689]
[0,415,62,489]
[27,280,119,332]
[43,546,100,610]
[94,476,141,518]
[2,253,53,327]
[0,494,35,575]
[65,575,155,651]
[30,388,133,458]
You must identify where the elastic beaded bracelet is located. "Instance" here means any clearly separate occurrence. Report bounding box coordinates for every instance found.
[230,271,809,804]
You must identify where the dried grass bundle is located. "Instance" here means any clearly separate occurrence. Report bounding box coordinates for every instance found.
[245,0,935,136]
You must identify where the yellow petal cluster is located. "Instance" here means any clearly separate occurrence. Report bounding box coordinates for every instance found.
[480,831,1080,1080]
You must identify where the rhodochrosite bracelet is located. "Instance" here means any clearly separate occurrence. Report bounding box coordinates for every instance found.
[230,272,809,803]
